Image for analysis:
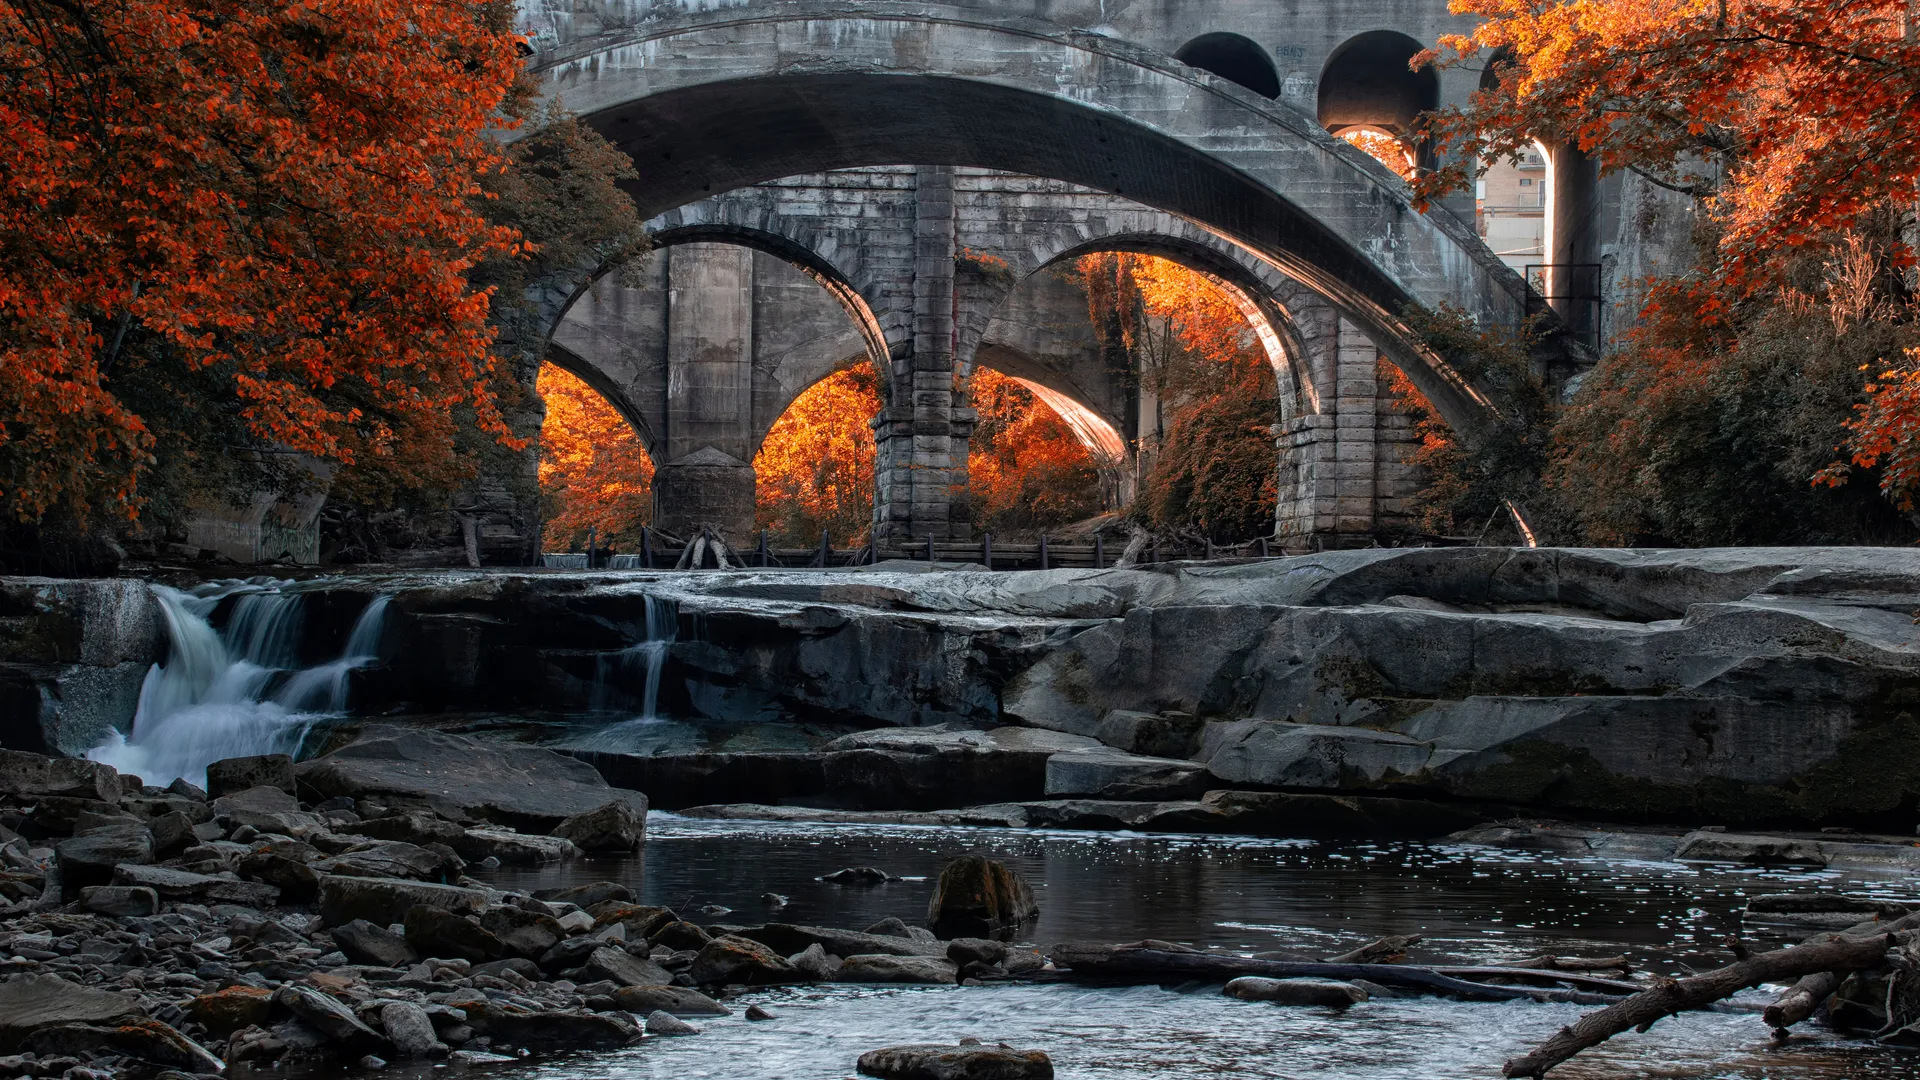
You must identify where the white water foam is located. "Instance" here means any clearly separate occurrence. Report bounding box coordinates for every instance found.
[89,583,390,786]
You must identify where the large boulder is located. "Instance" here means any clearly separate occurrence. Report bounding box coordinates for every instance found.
[111,863,279,906]
[404,905,504,963]
[274,984,392,1057]
[211,785,323,834]
[836,954,958,984]
[296,727,647,832]
[331,919,420,968]
[856,1043,1054,1080]
[0,975,144,1050]
[926,856,1038,940]
[0,749,121,803]
[477,1009,638,1052]
[550,798,645,852]
[687,934,801,986]
[610,985,731,1016]
[54,822,153,898]
[316,874,490,928]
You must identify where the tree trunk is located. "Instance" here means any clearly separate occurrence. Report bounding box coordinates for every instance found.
[1503,933,1900,1077]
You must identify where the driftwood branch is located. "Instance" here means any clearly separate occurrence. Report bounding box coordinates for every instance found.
[1047,944,1625,1004]
[1326,935,1421,965]
[1505,955,1631,973]
[1762,911,1920,1032]
[1503,933,1900,1078]
[1763,971,1842,1031]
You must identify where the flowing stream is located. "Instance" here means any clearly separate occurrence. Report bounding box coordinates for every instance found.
[462,818,1920,1080]
[88,582,389,787]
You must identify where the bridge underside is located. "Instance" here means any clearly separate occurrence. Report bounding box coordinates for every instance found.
[546,170,1430,548]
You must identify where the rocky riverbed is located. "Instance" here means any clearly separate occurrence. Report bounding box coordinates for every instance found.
[0,732,1073,1080]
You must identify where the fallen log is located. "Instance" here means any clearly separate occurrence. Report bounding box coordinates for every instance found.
[1046,944,1623,1005]
[1502,932,1900,1078]
[1761,911,1920,1032]
[1503,955,1631,973]
[1426,966,1644,995]
[1762,971,1842,1032]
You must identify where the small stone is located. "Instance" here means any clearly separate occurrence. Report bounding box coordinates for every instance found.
[555,909,596,934]
[744,1004,775,1021]
[449,1049,518,1067]
[864,917,913,939]
[1223,977,1368,1008]
[478,905,564,961]
[855,1043,1053,1080]
[644,1010,700,1036]
[359,1054,389,1069]
[379,1001,448,1060]
[274,984,393,1057]
[762,892,789,908]
[79,884,159,917]
[821,866,891,885]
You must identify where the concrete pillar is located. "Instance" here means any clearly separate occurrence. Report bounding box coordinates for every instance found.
[1273,317,1386,548]
[652,244,757,544]
[874,166,971,541]
[1548,141,1602,347]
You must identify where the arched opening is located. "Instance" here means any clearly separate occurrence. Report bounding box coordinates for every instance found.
[536,363,656,555]
[1318,30,1440,173]
[1174,33,1280,99]
[1066,252,1287,544]
[964,368,1110,537]
[1475,141,1553,275]
[1339,126,1417,181]
[753,365,881,548]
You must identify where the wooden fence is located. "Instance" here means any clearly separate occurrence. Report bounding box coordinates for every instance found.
[542,529,1288,572]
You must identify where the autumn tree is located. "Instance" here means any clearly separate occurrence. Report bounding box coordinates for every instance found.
[754,366,883,546]
[1079,254,1282,543]
[0,0,533,542]
[536,365,653,551]
[1417,0,1920,515]
[966,368,1104,536]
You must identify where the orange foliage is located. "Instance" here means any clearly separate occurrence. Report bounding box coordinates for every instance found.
[1339,128,1417,181]
[537,365,652,550]
[1418,0,1920,291]
[967,369,1103,534]
[1077,254,1280,542]
[754,366,882,545]
[0,0,525,521]
[1418,0,1920,508]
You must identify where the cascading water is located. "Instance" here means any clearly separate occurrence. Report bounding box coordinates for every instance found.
[88,583,390,786]
[568,594,683,752]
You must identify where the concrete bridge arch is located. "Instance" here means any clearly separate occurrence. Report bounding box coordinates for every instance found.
[534,4,1559,416]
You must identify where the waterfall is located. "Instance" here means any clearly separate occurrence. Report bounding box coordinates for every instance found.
[88,584,391,787]
[568,594,681,751]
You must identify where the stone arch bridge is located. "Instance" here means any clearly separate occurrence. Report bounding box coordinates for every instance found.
[492,0,1671,553]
